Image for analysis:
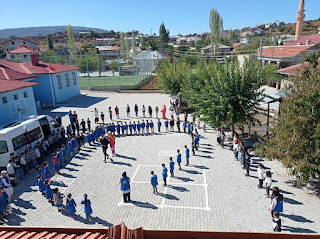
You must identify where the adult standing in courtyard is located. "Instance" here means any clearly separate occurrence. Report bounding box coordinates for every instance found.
[126,104,130,118]
[155,106,159,118]
[134,104,139,117]
[109,107,113,121]
[94,108,99,124]
[100,135,110,163]
[115,105,119,119]
[185,145,190,166]
[120,172,131,203]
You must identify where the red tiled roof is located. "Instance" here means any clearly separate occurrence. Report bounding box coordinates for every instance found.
[0,60,79,74]
[0,67,37,81]
[276,62,320,76]
[0,79,39,94]
[257,45,313,58]
[286,33,320,46]
[8,46,42,54]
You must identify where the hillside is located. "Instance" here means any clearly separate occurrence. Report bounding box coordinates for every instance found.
[0,26,108,38]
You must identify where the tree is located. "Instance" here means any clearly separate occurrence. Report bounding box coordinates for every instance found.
[156,59,191,95]
[120,32,125,54]
[125,34,130,56]
[47,34,54,50]
[159,21,170,52]
[182,56,266,134]
[131,31,136,57]
[209,8,223,54]
[263,63,282,85]
[140,35,146,50]
[67,25,76,53]
[109,60,118,76]
[78,56,99,73]
[257,64,320,183]
[228,29,236,43]
[81,41,95,53]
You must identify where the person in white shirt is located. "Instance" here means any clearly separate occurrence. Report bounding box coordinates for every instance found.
[265,171,272,197]
[257,164,266,188]
[20,152,27,176]
[7,160,15,177]
[94,108,99,124]
[35,146,41,164]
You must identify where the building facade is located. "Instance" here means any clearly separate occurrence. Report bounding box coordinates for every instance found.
[1,37,39,53]
[6,46,43,62]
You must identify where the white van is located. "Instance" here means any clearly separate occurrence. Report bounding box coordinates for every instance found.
[0,115,61,168]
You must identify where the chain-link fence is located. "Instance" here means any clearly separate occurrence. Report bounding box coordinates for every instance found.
[36,52,157,89]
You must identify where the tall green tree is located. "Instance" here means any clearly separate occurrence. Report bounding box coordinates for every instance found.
[120,32,125,54]
[140,35,146,50]
[228,29,236,43]
[156,59,191,95]
[257,64,320,183]
[209,8,223,54]
[66,25,76,53]
[159,22,170,44]
[46,34,54,50]
[131,31,136,56]
[182,56,266,134]
[109,60,118,76]
[125,34,130,56]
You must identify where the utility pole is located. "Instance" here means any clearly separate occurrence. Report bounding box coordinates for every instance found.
[259,38,263,64]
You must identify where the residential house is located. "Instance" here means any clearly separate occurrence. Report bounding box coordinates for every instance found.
[0,55,80,107]
[93,38,115,46]
[176,37,187,45]
[240,36,250,44]
[285,32,320,46]
[6,46,43,62]
[253,28,265,35]
[2,37,39,53]
[187,36,199,45]
[133,50,165,73]
[124,37,140,46]
[264,22,277,29]
[274,21,285,27]
[96,46,120,59]
[0,67,39,125]
[256,45,318,68]
[201,44,233,55]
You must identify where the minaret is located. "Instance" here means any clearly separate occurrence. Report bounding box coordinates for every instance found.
[295,0,305,40]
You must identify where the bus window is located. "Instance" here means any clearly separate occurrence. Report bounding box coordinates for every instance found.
[50,120,60,128]
[28,127,42,142]
[0,141,8,154]
[12,133,30,151]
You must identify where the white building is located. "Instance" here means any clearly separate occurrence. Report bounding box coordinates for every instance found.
[133,50,165,73]
[93,38,115,46]
[2,37,39,53]
[6,46,43,62]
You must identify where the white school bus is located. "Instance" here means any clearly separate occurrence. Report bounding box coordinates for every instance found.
[0,115,61,168]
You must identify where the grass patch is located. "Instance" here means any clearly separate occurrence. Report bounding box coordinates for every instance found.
[79,75,143,87]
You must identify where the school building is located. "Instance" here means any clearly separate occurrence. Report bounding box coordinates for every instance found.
[0,55,80,107]
[0,67,39,126]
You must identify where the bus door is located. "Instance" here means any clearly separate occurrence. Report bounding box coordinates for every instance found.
[38,117,51,138]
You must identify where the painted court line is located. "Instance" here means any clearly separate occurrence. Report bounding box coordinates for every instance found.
[131,181,207,186]
[203,169,210,211]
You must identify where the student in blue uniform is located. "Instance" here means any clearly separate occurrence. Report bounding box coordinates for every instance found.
[146,120,150,134]
[195,130,200,150]
[53,188,64,212]
[157,119,162,132]
[0,185,8,214]
[116,123,121,136]
[164,119,169,132]
[0,188,8,219]
[68,139,74,157]
[124,122,129,135]
[121,122,125,135]
[43,161,51,180]
[129,122,133,135]
[141,120,146,134]
[184,145,190,166]
[137,121,141,135]
[183,121,187,133]
[162,164,168,186]
[120,172,131,203]
[150,120,154,133]
[177,149,182,170]
[37,175,45,195]
[132,121,137,135]
[190,123,194,135]
[169,157,175,177]
[71,137,78,154]
[61,144,67,163]
[150,171,158,194]
[44,179,53,203]
[57,148,63,169]
[81,194,93,220]
[66,193,77,218]
[187,122,191,134]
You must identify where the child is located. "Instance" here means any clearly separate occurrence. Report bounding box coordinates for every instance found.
[265,171,272,197]
[81,194,93,220]
[272,212,282,232]
[0,186,8,214]
[169,157,175,177]
[183,121,187,133]
[53,188,64,212]
[257,164,266,188]
[37,175,45,195]
[150,120,154,134]
[162,164,168,187]
[157,119,162,132]
[141,120,146,134]
[43,161,51,180]
[121,122,125,135]
[137,121,141,135]
[61,144,67,163]
[203,122,207,132]
[68,139,74,158]
[151,171,158,194]
[132,121,137,135]
[44,179,53,203]
[164,119,169,132]
[129,122,133,135]
[244,153,252,176]
[116,123,121,136]
[177,150,182,170]
[66,193,77,218]
[185,145,190,166]
[124,122,129,135]
[52,153,60,175]
[146,120,150,134]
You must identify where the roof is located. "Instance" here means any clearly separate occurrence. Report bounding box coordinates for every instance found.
[286,33,320,46]
[257,45,313,58]
[232,43,244,48]
[134,50,164,60]
[1,37,38,45]
[276,62,320,76]
[96,46,120,51]
[8,46,42,54]
[201,44,232,50]
[0,60,79,75]
[0,66,37,81]
[0,79,39,94]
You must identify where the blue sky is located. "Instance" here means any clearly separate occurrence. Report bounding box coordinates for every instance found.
[0,0,319,35]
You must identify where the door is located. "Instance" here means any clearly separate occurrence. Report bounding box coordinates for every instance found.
[38,117,51,138]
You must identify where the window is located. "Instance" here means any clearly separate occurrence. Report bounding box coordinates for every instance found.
[12,132,30,151]
[14,94,18,100]
[11,42,14,45]
[72,72,77,85]
[28,127,42,142]
[24,55,27,58]
[23,91,28,98]
[11,55,15,59]
[65,73,70,87]
[2,96,8,104]
[0,141,8,154]
[57,75,62,89]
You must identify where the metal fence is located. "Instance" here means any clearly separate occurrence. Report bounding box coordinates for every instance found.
[37,52,156,89]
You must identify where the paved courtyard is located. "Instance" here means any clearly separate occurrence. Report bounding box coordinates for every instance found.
[6,91,320,234]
